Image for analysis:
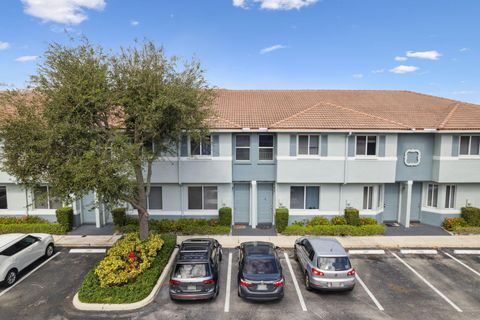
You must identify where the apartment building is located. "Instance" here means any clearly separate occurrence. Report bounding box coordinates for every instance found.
[1,90,479,228]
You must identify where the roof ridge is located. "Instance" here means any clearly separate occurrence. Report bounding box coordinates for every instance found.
[438,103,461,129]
[210,114,242,128]
[269,102,325,127]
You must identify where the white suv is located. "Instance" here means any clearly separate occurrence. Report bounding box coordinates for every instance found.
[0,233,55,286]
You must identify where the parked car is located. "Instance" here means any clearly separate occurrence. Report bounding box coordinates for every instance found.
[237,241,284,301]
[169,238,222,300]
[0,233,55,286]
[294,237,355,291]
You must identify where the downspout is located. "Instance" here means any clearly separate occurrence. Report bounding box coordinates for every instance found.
[339,132,353,213]
[178,142,184,216]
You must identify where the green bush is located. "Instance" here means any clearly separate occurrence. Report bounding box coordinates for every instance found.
[344,208,360,226]
[275,208,289,233]
[0,223,66,234]
[330,216,347,225]
[219,207,232,226]
[111,208,127,227]
[0,215,48,224]
[452,226,480,235]
[55,207,74,231]
[359,217,378,225]
[78,234,176,304]
[292,219,308,227]
[461,207,480,226]
[120,218,230,235]
[282,224,385,236]
[442,217,467,231]
[307,216,330,226]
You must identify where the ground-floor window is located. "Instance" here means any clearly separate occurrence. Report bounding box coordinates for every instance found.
[33,186,62,210]
[363,186,374,210]
[188,186,218,210]
[0,186,7,209]
[426,183,439,207]
[148,186,163,210]
[290,186,319,209]
[445,185,456,209]
[377,185,383,209]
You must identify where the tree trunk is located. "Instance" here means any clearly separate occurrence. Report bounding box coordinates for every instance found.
[138,207,149,241]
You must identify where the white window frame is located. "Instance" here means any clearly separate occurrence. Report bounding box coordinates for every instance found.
[363,185,374,210]
[355,135,378,157]
[297,135,320,156]
[445,185,456,209]
[290,186,320,210]
[426,183,439,208]
[0,185,7,209]
[189,135,211,157]
[33,185,62,210]
[459,136,480,157]
[235,135,250,161]
[377,185,383,209]
[188,186,218,210]
[258,134,274,161]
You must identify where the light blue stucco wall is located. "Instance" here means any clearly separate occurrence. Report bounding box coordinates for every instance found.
[395,133,434,182]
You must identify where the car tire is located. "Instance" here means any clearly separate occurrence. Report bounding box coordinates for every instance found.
[219,250,223,262]
[237,286,242,298]
[45,243,54,258]
[293,249,298,261]
[5,269,17,287]
[304,273,312,291]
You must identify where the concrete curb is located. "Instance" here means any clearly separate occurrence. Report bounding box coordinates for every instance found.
[72,247,178,311]
[54,235,122,248]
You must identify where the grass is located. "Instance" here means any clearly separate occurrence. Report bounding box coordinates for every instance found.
[78,233,177,304]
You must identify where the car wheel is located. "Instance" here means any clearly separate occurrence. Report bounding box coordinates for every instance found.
[304,273,312,291]
[293,249,298,261]
[219,250,223,262]
[45,244,54,258]
[237,285,242,297]
[5,269,17,287]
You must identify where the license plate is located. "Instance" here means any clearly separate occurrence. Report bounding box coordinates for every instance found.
[187,285,197,291]
[257,284,268,291]
[328,282,343,288]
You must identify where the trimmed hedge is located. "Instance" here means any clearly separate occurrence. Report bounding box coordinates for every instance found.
[111,208,127,227]
[282,224,385,236]
[219,207,232,226]
[78,234,176,304]
[56,207,74,231]
[118,218,230,235]
[442,217,467,231]
[0,223,67,234]
[344,208,360,226]
[331,216,347,225]
[0,215,48,224]
[359,217,378,225]
[461,207,480,226]
[275,208,289,233]
[452,226,480,235]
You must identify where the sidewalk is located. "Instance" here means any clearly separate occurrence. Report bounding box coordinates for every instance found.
[53,235,122,247]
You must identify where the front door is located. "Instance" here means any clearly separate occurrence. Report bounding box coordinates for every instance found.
[257,183,273,225]
[81,192,97,224]
[234,184,250,225]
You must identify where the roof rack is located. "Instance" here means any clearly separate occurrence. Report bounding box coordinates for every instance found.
[180,249,208,253]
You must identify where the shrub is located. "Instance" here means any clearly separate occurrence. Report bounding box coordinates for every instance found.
[55,207,74,231]
[307,216,330,226]
[331,216,347,225]
[275,208,289,233]
[292,219,308,227]
[219,207,232,226]
[111,208,127,227]
[121,218,230,235]
[452,226,480,235]
[442,217,467,231]
[461,207,480,226]
[0,215,48,224]
[344,208,360,226]
[0,223,66,234]
[359,217,378,225]
[282,224,385,236]
[94,232,164,288]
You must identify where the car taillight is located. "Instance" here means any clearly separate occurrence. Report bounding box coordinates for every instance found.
[169,279,181,285]
[240,279,252,287]
[273,279,284,287]
[347,269,356,277]
[202,279,216,285]
[311,267,324,277]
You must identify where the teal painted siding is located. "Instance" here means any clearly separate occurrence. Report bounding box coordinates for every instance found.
[234,184,250,224]
[395,134,434,181]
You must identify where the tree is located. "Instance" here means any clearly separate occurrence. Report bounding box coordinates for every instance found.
[0,39,214,240]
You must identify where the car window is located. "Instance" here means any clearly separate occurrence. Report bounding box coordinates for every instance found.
[174,263,210,278]
[317,257,352,271]
[0,236,37,256]
[244,257,279,275]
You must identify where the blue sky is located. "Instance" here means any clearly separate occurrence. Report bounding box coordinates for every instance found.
[0,0,479,103]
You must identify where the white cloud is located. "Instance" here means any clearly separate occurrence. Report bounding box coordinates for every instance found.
[21,0,106,25]
[390,65,419,74]
[406,50,441,60]
[452,90,475,95]
[352,73,363,79]
[394,56,407,61]
[233,0,319,10]
[15,55,38,62]
[0,41,10,50]
[460,47,469,52]
[130,20,139,26]
[371,69,384,74]
[260,44,287,54]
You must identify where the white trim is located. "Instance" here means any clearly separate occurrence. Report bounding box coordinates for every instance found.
[404,149,421,166]
[296,134,320,156]
[277,156,345,161]
[453,250,480,255]
[348,156,397,161]
[420,207,461,214]
[349,250,385,255]
[433,155,480,160]
[355,135,378,157]
[224,252,232,313]
[400,249,437,254]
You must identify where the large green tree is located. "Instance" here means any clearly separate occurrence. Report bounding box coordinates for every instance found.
[0,40,214,240]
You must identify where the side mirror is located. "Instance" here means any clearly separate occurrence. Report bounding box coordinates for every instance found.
[175,244,180,248]
[235,246,240,250]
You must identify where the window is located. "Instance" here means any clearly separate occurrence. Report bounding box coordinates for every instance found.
[356,136,377,156]
[188,186,218,210]
[445,185,456,209]
[317,257,352,271]
[298,135,319,155]
[0,186,7,209]
[148,186,163,210]
[426,183,439,207]
[259,134,274,161]
[377,185,383,209]
[459,136,480,156]
[34,186,62,210]
[174,263,210,278]
[190,136,211,156]
[0,236,37,256]
[290,186,319,209]
[363,186,374,210]
[235,135,250,161]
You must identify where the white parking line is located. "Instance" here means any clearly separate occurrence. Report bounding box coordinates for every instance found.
[69,248,106,254]
[443,252,480,277]
[224,252,232,313]
[391,252,462,312]
[355,273,384,311]
[0,252,61,298]
[349,250,385,255]
[284,252,307,312]
[400,249,438,255]
[453,250,480,255]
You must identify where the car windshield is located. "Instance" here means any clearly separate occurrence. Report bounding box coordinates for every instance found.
[244,257,278,275]
[174,263,210,279]
[317,257,352,271]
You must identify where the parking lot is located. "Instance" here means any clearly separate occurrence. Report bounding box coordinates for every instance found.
[0,247,479,320]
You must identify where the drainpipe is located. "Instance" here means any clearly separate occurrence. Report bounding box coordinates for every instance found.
[178,142,184,216]
[339,132,353,213]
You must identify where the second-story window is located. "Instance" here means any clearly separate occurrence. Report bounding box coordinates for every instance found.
[259,134,274,160]
[298,135,319,155]
[356,136,377,156]
[445,185,456,209]
[459,136,480,156]
[235,135,250,161]
[426,183,439,207]
[190,136,211,156]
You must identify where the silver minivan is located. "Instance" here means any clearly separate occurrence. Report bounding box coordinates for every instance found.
[294,237,355,291]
